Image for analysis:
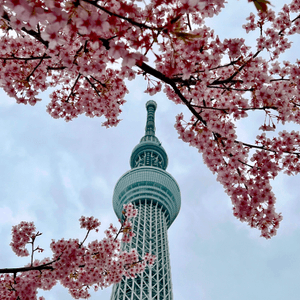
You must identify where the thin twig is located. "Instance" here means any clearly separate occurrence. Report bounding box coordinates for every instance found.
[66,73,81,102]
[0,55,51,61]
[79,230,90,248]
[85,76,101,97]
[26,53,47,81]
[235,140,300,156]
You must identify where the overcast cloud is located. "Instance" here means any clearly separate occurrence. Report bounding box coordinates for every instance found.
[1,1,300,300]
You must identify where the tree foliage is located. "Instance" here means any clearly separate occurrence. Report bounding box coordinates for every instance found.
[2,0,300,298]
[0,204,155,300]
[1,0,300,250]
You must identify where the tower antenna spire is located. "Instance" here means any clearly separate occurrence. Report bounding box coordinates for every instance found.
[145,100,157,136]
[130,100,168,169]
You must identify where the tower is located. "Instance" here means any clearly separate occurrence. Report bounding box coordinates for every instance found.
[110,100,181,300]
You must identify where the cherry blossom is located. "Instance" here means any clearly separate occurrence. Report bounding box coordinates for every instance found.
[0,204,155,300]
[1,0,300,242]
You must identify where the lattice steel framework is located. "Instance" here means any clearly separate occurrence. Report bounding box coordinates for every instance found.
[110,101,181,300]
[110,200,173,300]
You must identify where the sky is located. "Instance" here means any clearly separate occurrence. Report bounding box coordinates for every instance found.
[1,1,300,300]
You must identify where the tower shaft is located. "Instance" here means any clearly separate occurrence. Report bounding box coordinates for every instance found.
[110,200,173,300]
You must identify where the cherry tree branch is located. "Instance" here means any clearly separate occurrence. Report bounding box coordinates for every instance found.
[278,13,300,36]
[209,50,262,86]
[85,76,102,97]
[138,61,300,164]
[66,73,81,103]
[2,9,49,47]
[82,0,154,30]
[238,159,256,169]
[0,55,51,61]
[26,53,47,82]
[191,104,278,112]
[235,140,300,156]
[0,260,56,275]
[137,62,207,126]
[21,27,49,47]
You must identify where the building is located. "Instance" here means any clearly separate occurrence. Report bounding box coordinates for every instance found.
[110,100,181,300]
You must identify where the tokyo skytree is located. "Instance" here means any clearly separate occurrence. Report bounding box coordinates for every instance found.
[110,100,181,300]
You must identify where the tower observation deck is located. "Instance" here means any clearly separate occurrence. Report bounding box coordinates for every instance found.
[110,100,181,300]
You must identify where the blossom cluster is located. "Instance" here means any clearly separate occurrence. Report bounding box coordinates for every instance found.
[79,216,101,231]
[1,206,155,300]
[144,252,156,266]
[10,221,36,257]
[121,203,138,243]
[123,203,138,219]
[1,0,300,237]
[0,0,226,124]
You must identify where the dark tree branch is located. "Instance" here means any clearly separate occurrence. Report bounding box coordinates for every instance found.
[90,75,107,88]
[191,105,278,112]
[235,140,300,156]
[21,27,49,47]
[2,8,48,46]
[47,66,67,71]
[26,53,47,82]
[0,55,51,61]
[85,76,102,97]
[66,73,81,103]
[137,61,207,126]
[0,260,56,275]
[238,159,255,169]
[82,0,154,30]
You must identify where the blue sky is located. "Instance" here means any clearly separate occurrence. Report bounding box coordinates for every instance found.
[1,1,300,300]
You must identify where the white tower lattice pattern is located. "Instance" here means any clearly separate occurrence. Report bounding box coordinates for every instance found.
[110,200,173,300]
